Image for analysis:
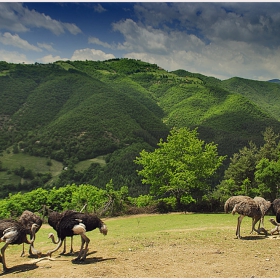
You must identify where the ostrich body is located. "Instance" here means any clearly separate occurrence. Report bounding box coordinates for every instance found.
[269,198,280,234]
[47,212,107,261]
[271,198,280,222]
[18,210,43,257]
[0,220,40,272]
[224,195,267,238]
[44,207,76,255]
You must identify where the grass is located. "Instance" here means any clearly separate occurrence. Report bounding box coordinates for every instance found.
[1,212,279,278]
[31,212,274,254]
[74,155,106,171]
[0,150,63,186]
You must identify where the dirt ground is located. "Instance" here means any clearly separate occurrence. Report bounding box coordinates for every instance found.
[1,214,280,278]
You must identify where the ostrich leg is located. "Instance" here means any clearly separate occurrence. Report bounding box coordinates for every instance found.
[0,243,9,272]
[79,234,90,261]
[251,217,267,235]
[74,234,90,261]
[236,215,244,239]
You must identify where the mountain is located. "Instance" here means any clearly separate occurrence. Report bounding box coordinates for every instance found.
[1,59,280,198]
[268,79,280,84]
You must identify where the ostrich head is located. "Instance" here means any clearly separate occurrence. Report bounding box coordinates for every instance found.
[48,232,55,239]
[29,223,42,257]
[99,223,108,236]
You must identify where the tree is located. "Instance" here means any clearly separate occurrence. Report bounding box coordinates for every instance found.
[134,127,226,209]
[220,141,259,195]
[218,127,280,199]
[255,158,280,200]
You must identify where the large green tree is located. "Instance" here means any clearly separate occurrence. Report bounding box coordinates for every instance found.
[134,127,226,209]
[217,127,280,199]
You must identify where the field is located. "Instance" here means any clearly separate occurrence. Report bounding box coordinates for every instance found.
[0,212,280,278]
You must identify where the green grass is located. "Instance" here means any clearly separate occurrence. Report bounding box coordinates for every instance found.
[0,70,9,76]
[34,212,275,252]
[0,150,63,173]
[0,150,63,186]
[74,155,107,171]
[2,212,278,278]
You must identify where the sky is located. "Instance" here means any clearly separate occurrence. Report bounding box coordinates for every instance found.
[1,2,280,81]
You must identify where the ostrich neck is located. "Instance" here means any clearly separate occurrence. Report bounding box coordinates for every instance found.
[26,224,37,244]
[49,233,60,244]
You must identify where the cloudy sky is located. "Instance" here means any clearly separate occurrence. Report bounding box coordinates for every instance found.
[1,2,280,81]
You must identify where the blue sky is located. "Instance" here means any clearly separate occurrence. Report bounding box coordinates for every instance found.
[1,2,280,81]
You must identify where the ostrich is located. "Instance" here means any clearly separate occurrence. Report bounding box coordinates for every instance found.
[253,196,271,230]
[271,198,280,222]
[43,206,76,255]
[47,212,107,261]
[18,210,43,257]
[269,198,280,234]
[224,195,267,238]
[0,220,40,272]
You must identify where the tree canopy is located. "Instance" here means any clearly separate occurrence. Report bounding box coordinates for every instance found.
[134,127,226,209]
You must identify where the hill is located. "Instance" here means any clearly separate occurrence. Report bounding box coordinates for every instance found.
[268,79,280,84]
[1,59,280,197]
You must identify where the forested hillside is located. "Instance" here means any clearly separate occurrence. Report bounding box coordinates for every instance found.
[1,59,280,199]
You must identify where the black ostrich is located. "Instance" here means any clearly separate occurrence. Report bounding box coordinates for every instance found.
[272,198,280,222]
[47,212,107,261]
[269,198,280,234]
[43,206,76,255]
[224,195,267,238]
[0,220,40,272]
[18,210,43,257]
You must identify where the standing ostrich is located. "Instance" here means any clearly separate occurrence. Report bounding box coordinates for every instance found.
[43,206,76,255]
[0,220,40,272]
[271,198,280,222]
[224,195,267,238]
[47,212,107,261]
[269,198,280,234]
[253,197,271,230]
[18,210,43,257]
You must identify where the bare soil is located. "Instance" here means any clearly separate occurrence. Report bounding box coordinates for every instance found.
[0,213,280,278]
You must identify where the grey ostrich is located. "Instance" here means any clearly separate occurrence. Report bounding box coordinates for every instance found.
[47,211,107,261]
[18,210,43,257]
[0,220,40,272]
[253,196,271,230]
[224,195,267,238]
[43,206,76,255]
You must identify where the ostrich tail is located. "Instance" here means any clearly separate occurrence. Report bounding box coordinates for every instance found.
[224,200,231,213]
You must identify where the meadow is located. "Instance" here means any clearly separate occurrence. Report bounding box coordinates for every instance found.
[0,212,280,278]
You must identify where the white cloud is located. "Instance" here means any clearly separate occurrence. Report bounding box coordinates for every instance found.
[39,54,68,64]
[133,2,280,48]
[0,32,42,52]
[70,48,115,61]
[0,49,33,64]
[0,3,82,35]
[110,4,280,81]
[94,4,106,13]
[88,37,112,49]
[37,42,56,52]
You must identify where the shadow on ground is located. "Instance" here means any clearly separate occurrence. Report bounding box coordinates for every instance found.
[0,263,38,276]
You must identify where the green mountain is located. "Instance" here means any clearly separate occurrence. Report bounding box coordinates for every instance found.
[1,59,280,198]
